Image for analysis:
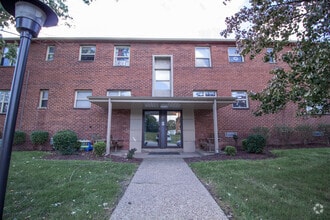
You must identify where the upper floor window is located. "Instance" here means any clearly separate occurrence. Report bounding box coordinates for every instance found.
[195,47,211,67]
[232,91,249,109]
[107,90,132,96]
[1,46,17,66]
[266,48,275,63]
[46,46,55,61]
[39,90,49,108]
[228,47,244,63]
[114,46,130,66]
[74,90,92,108]
[193,90,217,97]
[80,46,96,61]
[0,90,10,114]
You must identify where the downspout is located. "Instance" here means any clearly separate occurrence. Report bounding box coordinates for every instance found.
[213,99,219,154]
[106,98,112,155]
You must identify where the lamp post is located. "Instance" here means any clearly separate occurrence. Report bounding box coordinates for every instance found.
[0,0,58,216]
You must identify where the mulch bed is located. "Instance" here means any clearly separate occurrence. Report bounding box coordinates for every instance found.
[43,151,143,164]
[43,144,328,164]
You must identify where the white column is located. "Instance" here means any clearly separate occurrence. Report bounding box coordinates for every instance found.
[106,98,112,155]
[213,99,219,153]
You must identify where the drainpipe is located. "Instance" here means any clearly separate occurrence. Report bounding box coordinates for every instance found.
[213,99,219,154]
[106,98,112,155]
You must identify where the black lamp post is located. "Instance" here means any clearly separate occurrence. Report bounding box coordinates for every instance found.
[0,0,58,217]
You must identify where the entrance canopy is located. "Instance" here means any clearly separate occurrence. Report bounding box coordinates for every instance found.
[88,96,236,110]
[88,96,236,155]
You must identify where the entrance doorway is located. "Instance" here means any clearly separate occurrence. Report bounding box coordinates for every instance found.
[143,110,182,148]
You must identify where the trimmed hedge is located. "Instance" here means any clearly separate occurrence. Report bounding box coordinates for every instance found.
[93,142,106,157]
[246,134,266,154]
[224,146,237,156]
[30,130,49,145]
[53,130,80,155]
[14,131,26,145]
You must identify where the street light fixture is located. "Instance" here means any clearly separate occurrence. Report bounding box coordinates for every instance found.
[0,0,58,217]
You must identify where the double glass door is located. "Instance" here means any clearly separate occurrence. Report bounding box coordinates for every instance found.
[143,110,182,148]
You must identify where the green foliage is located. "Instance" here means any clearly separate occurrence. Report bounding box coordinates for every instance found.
[93,142,106,157]
[0,130,2,139]
[295,124,313,145]
[242,139,248,151]
[53,130,79,155]
[127,148,137,159]
[13,130,26,145]
[246,134,266,154]
[317,123,330,145]
[274,125,294,145]
[224,146,237,156]
[30,130,49,145]
[251,127,270,141]
[221,0,330,116]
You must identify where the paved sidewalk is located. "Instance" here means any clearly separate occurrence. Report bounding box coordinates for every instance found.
[110,157,228,220]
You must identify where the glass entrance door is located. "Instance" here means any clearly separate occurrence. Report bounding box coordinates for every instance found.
[143,110,182,148]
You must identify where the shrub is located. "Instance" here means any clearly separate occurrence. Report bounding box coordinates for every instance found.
[274,125,293,145]
[295,124,313,145]
[14,131,26,145]
[224,146,237,156]
[30,130,49,145]
[251,126,270,142]
[0,131,2,139]
[53,130,79,155]
[93,142,106,157]
[127,148,137,159]
[242,139,248,151]
[317,124,330,145]
[246,134,266,154]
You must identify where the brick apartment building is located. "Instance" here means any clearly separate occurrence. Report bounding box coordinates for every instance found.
[0,37,328,153]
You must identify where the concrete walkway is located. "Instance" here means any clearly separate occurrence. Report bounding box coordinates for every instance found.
[110,157,228,220]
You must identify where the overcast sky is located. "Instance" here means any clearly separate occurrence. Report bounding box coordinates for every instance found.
[2,0,247,39]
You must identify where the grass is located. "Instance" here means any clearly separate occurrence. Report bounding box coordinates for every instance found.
[4,151,138,219]
[190,148,330,220]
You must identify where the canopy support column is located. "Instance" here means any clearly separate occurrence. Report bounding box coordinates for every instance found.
[106,98,112,155]
[213,99,219,154]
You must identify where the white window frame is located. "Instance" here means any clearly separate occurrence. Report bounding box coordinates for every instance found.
[266,48,275,63]
[193,91,217,97]
[46,46,55,61]
[39,90,49,108]
[0,90,10,114]
[114,46,130,66]
[195,47,211,67]
[232,91,249,109]
[1,46,17,66]
[79,46,96,61]
[74,90,92,109]
[107,90,131,96]
[228,47,244,63]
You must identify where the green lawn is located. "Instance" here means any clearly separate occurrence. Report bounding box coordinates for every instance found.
[190,148,330,220]
[4,151,138,219]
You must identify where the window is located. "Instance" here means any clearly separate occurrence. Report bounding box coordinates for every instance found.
[195,47,211,67]
[228,47,244,63]
[46,46,55,61]
[232,91,249,109]
[266,48,275,63]
[193,91,217,97]
[74,90,92,108]
[1,46,17,66]
[153,56,172,97]
[114,46,130,66]
[79,46,96,61]
[39,90,49,108]
[0,90,10,114]
[107,90,131,96]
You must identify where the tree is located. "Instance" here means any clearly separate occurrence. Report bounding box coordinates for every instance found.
[221,0,330,116]
[0,0,94,59]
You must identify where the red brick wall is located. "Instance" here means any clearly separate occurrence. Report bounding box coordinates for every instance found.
[0,39,328,149]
